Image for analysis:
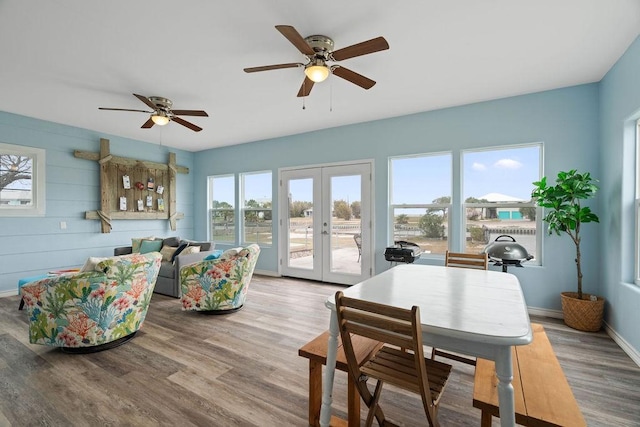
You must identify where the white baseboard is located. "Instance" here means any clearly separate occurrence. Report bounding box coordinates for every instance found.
[527,306,563,319]
[0,289,18,298]
[605,322,640,367]
[254,269,280,277]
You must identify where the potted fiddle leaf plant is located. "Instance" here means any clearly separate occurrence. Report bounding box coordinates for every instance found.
[532,169,604,331]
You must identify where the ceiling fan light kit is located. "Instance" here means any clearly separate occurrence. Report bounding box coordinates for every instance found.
[99,94,208,132]
[151,112,170,126]
[305,61,330,83]
[244,25,389,98]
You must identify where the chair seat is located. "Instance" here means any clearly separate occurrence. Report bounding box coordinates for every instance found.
[362,346,452,404]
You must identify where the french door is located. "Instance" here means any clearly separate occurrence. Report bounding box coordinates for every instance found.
[280,162,372,285]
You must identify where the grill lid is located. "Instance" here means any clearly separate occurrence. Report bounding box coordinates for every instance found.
[483,234,533,264]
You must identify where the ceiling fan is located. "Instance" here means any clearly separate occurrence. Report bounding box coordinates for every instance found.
[99,94,208,132]
[244,25,389,97]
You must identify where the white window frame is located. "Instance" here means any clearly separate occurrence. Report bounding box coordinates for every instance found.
[462,143,543,265]
[0,142,45,217]
[240,170,272,246]
[389,152,452,256]
[635,119,640,285]
[207,174,236,243]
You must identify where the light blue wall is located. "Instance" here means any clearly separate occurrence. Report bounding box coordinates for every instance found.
[599,35,640,353]
[193,84,601,314]
[0,112,196,294]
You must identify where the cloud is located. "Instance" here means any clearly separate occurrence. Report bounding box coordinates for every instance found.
[472,162,487,171]
[494,158,523,169]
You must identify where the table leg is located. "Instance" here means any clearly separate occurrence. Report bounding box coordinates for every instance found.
[319,310,339,427]
[495,347,516,427]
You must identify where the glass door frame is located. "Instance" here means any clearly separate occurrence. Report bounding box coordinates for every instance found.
[279,161,373,285]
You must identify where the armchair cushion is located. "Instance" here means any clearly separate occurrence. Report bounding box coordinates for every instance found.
[20,252,162,350]
[180,244,260,312]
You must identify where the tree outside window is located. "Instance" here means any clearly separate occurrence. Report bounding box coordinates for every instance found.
[0,143,45,217]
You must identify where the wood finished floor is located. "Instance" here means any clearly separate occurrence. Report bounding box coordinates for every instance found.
[1,275,639,426]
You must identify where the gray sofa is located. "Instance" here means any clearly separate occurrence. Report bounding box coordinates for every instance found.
[114,237,214,298]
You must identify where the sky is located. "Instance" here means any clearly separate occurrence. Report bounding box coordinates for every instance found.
[210,145,541,207]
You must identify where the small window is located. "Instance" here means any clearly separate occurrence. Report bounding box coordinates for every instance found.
[208,175,235,243]
[0,142,45,217]
[390,153,452,255]
[241,171,272,245]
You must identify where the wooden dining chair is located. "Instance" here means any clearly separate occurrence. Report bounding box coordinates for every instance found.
[431,250,490,366]
[335,291,453,427]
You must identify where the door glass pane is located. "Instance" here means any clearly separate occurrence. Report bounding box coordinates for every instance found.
[287,178,313,270]
[329,174,361,275]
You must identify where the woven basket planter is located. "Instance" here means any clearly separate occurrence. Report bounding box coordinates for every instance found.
[560,292,605,332]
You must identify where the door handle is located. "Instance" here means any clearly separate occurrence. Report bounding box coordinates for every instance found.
[322,230,329,235]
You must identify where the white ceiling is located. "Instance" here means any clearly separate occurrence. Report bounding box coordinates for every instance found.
[1,1,639,152]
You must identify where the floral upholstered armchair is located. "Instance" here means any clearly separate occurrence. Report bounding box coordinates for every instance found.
[180,244,260,313]
[20,252,162,353]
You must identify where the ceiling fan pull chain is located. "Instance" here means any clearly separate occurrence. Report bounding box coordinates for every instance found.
[302,79,306,110]
[329,80,333,112]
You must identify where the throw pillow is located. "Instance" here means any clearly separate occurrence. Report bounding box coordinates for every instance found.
[160,245,178,262]
[80,256,109,272]
[132,236,155,253]
[181,246,201,255]
[171,242,189,263]
[140,239,163,254]
[204,250,224,261]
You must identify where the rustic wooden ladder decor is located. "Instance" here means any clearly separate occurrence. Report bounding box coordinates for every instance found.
[74,138,188,233]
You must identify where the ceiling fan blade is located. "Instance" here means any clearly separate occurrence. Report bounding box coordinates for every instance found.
[141,118,155,129]
[98,107,152,113]
[171,110,208,117]
[331,36,389,61]
[244,63,302,73]
[331,66,376,90]
[133,93,158,110]
[172,116,203,132]
[296,77,315,97]
[276,25,315,56]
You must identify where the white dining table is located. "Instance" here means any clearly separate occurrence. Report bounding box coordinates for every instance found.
[320,263,532,427]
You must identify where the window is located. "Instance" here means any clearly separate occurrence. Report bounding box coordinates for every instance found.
[0,142,45,217]
[463,144,542,263]
[390,153,452,255]
[241,171,272,245]
[208,174,235,242]
[389,144,542,261]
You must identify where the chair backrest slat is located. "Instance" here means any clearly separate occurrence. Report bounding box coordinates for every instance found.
[347,322,415,350]
[340,295,414,320]
[445,250,488,270]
